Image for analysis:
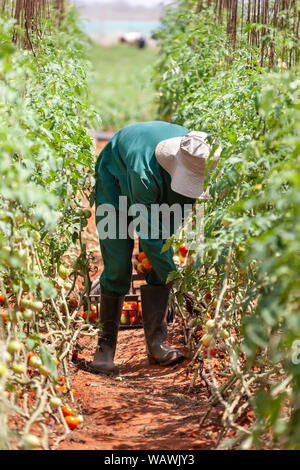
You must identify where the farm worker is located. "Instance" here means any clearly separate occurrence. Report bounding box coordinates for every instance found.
[90,121,221,374]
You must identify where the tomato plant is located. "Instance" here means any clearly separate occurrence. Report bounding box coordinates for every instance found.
[155,0,300,450]
[0,3,99,450]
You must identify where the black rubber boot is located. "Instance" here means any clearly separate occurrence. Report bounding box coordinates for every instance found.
[141,285,184,366]
[89,293,124,375]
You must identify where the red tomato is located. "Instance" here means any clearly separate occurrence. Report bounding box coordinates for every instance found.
[0,292,5,304]
[27,352,37,364]
[62,405,73,417]
[130,315,136,324]
[179,245,188,258]
[137,252,146,262]
[83,310,97,323]
[142,258,152,270]
[65,415,79,430]
[203,347,215,356]
[129,302,137,309]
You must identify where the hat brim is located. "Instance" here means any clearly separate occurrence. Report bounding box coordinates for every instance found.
[170,156,206,199]
[155,136,182,174]
[155,136,213,200]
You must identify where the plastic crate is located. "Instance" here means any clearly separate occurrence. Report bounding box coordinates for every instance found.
[88,273,145,329]
[88,273,175,329]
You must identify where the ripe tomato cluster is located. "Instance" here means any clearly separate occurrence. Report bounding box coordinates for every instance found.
[136,252,152,275]
[62,405,83,430]
[121,300,142,326]
[82,303,98,323]
[173,244,190,266]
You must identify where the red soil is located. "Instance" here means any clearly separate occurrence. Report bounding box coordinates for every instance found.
[57,140,226,450]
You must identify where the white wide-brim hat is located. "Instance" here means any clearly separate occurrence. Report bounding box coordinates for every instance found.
[155,131,222,199]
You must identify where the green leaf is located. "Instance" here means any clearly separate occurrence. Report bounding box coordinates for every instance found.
[40,343,58,380]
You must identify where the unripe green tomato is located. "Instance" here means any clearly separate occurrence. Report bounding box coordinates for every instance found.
[22,434,41,449]
[7,340,22,355]
[2,245,11,257]
[82,209,92,219]
[29,356,42,369]
[202,333,213,348]
[80,218,88,228]
[7,310,19,323]
[14,231,24,243]
[21,298,42,312]
[3,352,12,364]
[30,301,43,312]
[49,396,62,409]
[31,231,41,242]
[18,249,28,265]
[205,319,215,331]
[0,363,8,378]
[22,309,34,321]
[58,265,71,280]
[220,328,230,339]
[12,362,25,374]
[77,414,84,424]
[38,364,50,377]
[0,210,11,223]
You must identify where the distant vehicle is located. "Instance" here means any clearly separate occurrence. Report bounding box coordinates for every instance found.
[119,32,146,49]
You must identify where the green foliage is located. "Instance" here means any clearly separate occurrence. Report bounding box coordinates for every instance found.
[154,0,300,449]
[0,8,99,449]
[89,43,157,130]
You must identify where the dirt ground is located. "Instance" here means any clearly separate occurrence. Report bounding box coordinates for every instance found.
[58,330,224,451]
[57,139,225,450]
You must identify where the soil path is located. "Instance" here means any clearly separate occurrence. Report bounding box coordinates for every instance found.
[58,329,222,450]
[58,140,222,450]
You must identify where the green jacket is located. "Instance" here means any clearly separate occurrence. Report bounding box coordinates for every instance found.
[95,121,195,293]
